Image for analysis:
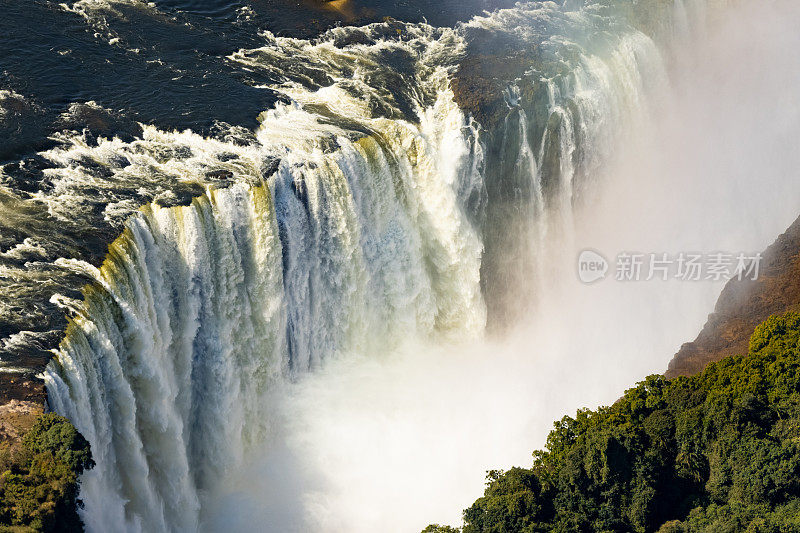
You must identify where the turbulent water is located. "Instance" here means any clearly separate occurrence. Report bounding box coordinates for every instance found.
[0,0,729,530]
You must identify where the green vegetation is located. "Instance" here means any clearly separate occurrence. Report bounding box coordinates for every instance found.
[0,414,94,532]
[423,526,461,533]
[428,312,800,532]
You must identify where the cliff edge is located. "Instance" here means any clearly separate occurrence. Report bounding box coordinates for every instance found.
[666,215,800,377]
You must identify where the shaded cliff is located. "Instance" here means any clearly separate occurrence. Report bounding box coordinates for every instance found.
[449,0,690,330]
[666,215,800,378]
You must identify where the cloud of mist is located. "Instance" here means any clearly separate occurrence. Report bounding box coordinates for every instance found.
[203,2,800,531]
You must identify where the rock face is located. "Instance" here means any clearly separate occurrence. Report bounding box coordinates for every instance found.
[0,375,45,405]
[0,399,42,444]
[450,31,544,130]
[666,215,800,378]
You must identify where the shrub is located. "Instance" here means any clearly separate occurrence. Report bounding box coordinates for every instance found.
[0,414,93,532]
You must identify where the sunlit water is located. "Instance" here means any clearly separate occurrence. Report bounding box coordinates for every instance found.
[1,0,799,531]
[203,3,800,531]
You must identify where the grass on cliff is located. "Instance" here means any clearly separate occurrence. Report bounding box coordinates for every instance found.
[427,311,800,532]
[0,414,94,533]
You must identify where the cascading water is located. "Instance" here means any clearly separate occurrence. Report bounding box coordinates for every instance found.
[38,1,710,531]
[45,23,487,531]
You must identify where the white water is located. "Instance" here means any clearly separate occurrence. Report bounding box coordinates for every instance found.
[45,22,485,532]
[208,3,800,531]
[42,0,800,531]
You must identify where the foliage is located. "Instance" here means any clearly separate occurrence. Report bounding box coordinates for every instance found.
[426,312,800,532]
[0,414,93,532]
[423,525,462,533]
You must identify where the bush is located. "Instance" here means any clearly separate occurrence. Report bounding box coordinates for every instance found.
[423,525,461,533]
[0,414,93,532]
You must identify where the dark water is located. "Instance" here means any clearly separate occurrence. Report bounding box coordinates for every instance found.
[0,0,516,159]
[0,0,516,390]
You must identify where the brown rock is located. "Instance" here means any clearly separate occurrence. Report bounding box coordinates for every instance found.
[666,215,800,377]
[0,399,43,443]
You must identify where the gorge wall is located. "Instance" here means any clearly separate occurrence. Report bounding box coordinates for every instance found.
[667,215,800,377]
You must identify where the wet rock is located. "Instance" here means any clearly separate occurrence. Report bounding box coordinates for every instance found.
[205,169,234,181]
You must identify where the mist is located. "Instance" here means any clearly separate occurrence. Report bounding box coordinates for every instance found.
[202,1,800,531]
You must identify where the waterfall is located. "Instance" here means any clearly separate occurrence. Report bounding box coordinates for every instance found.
[471,2,673,324]
[45,25,485,531]
[41,2,703,531]
[46,184,284,531]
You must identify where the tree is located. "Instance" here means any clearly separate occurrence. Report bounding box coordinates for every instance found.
[0,414,94,532]
[432,312,800,533]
